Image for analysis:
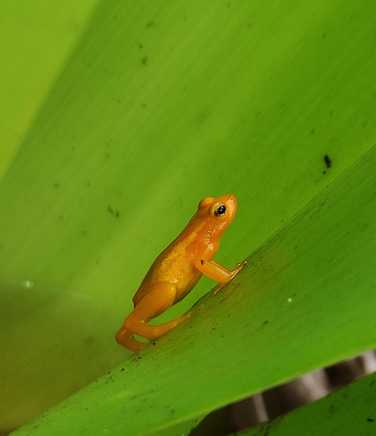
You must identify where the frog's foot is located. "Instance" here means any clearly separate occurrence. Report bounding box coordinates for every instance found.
[115,327,146,352]
[126,312,191,341]
[213,259,248,295]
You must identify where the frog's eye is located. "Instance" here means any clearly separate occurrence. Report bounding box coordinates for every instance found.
[215,204,226,216]
[211,204,226,217]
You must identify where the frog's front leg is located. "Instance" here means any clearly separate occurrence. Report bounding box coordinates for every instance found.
[122,282,190,341]
[194,259,247,289]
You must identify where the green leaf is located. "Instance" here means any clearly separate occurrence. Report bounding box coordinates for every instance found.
[242,372,376,436]
[2,0,376,434]
[11,143,376,435]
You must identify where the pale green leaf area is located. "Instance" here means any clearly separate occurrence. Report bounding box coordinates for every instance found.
[243,372,376,436]
[0,0,375,433]
[0,0,98,178]
[12,135,376,436]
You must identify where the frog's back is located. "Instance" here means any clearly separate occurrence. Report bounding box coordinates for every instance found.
[132,230,202,305]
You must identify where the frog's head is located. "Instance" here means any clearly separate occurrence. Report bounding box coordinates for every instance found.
[197,194,238,237]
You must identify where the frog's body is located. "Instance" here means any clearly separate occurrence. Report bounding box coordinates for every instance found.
[116,194,246,352]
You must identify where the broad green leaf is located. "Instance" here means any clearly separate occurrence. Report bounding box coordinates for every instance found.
[243,372,376,436]
[1,0,376,434]
[0,0,97,177]
[12,143,376,435]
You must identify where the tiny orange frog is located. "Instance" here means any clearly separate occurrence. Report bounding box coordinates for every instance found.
[115,194,247,352]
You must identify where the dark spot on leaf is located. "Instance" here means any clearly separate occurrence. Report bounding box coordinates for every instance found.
[120,367,125,372]
[84,336,95,345]
[262,320,269,326]
[200,259,204,265]
[324,154,332,169]
[146,20,155,28]
[141,56,148,66]
[107,205,120,218]
[367,417,375,422]
[138,43,144,49]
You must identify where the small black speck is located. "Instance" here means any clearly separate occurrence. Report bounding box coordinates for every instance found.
[138,43,144,49]
[146,20,155,28]
[107,205,120,218]
[262,320,269,326]
[367,417,375,423]
[120,367,125,372]
[141,56,148,66]
[322,170,327,175]
[200,259,204,265]
[137,355,142,360]
[324,154,332,169]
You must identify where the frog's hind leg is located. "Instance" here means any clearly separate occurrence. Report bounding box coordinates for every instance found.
[115,327,146,352]
[124,282,190,341]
